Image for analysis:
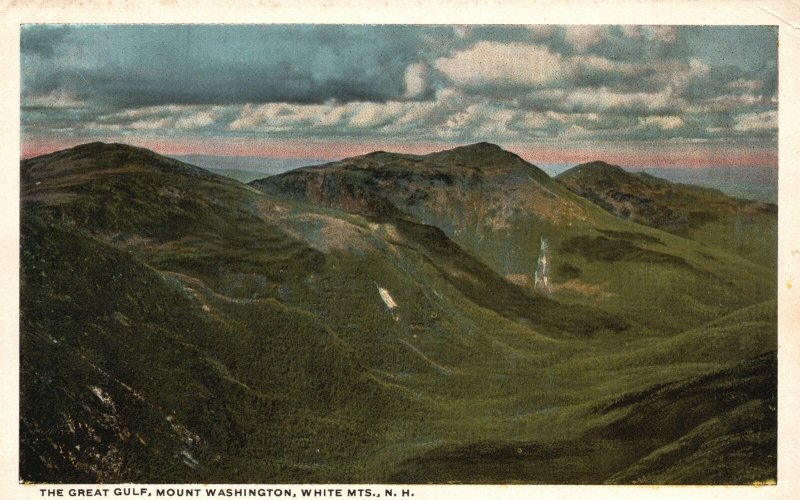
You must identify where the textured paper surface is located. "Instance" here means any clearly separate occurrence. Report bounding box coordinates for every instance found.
[2,1,799,498]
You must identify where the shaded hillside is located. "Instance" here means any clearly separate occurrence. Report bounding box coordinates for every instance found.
[18,143,627,482]
[20,142,777,484]
[251,142,583,225]
[20,144,413,481]
[21,212,400,482]
[251,143,774,333]
[556,160,777,267]
[391,351,776,484]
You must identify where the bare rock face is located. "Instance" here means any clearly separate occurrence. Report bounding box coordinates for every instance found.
[534,236,551,295]
[250,142,593,282]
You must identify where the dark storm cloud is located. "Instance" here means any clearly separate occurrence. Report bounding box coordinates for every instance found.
[21,24,778,150]
[20,25,70,57]
[22,25,446,108]
[675,26,778,72]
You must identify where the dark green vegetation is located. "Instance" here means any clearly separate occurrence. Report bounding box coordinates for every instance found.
[21,142,776,483]
[253,143,774,333]
[556,160,778,268]
[392,352,776,484]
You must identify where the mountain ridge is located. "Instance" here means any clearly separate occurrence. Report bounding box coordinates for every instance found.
[250,142,774,334]
[19,141,777,483]
[556,158,777,267]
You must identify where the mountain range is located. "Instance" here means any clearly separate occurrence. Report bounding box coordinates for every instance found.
[20,142,777,483]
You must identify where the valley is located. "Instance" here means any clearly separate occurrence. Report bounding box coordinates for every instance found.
[20,142,777,484]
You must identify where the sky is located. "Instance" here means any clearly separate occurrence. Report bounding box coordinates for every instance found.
[21,25,778,168]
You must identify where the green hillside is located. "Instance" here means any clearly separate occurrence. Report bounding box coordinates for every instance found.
[20,142,777,483]
[251,143,775,334]
[556,160,778,268]
[392,351,776,484]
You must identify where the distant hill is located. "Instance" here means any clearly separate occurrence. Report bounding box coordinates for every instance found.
[251,143,775,334]
[168,154,328,183]
[639,166,777,205]
[20,142,776,484]
[556,160,777,267]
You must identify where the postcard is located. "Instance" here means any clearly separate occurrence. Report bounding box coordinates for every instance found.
[2,1,799,499]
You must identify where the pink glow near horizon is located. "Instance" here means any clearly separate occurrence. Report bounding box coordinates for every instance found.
[514,144,778,169]
[21,137,778,169]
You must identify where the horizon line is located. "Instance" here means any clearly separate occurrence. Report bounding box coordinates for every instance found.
[20,138,779,170]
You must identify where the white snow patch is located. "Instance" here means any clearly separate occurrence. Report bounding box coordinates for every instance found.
[181,449,200,470]
[377,286,398,310]
[90,386,115,409]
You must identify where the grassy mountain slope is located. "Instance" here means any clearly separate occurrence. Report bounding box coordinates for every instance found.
[19,143,625,481]
[391,351,776,484]
[20,142,777,483]
[556,160,777,268]
[21,208,408,483]
[251,143,774,333]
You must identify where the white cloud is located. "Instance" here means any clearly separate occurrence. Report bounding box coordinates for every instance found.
[733,111,777,132]
[527,87,680,112]
[670,58,711,90]
[529,25,558,40]
[453,26,471,38]
[72,41,773,148]
[229,103,328,130]
[435,41,564,87]
[645,26,678,43]
[175,111,219,129]
[516,110,600,132]
[726,78,764,93]
[634,57,712,95]
[315,104,350,127]
[228,99,441,133]
[620,26,644,39]
[564,26,608,52]
[639,115,685,130]
[25,90,85,109]
[688,93,768,113]
[129,117,175,130]
[444,104,484,130]
[569,54,646,77]
[404,61,430,98]
[519,111,549,129]
[392,101,438,127]
[435,41,649,91]
[349,102,406,128]
[562,124,588,138]
[86,105,227,133]
[115,105,188,119]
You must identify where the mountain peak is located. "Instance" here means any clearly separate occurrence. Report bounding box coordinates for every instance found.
[68,141,149,154]
[439,142,509,158]
[574,160,626,172]
[26,141,160,164]
[555,160,633,184]
[459,142,504,151]
[423,141,538,173]
[328,142,536,175]
[22,141,220,183]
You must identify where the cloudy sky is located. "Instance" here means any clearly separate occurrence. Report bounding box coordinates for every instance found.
[21,25,777,167]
